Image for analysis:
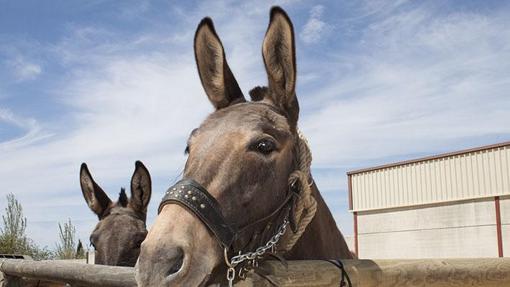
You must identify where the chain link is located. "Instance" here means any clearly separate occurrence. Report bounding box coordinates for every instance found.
[227,267,235,287]
[229,217,289,267]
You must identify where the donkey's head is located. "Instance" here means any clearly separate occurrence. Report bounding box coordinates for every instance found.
[136,7,301,286]
[80,161,151,266]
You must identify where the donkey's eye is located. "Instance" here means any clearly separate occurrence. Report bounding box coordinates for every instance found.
[252,139,277,155]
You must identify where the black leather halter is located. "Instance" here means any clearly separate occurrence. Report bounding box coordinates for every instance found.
[159,179,236,248]
[158,178,296,250]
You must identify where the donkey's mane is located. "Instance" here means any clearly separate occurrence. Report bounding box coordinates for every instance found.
[118,188,128,207]
[249,86,269,101]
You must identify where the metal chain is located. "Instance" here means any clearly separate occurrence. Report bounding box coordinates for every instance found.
[225,217,289,286]
[230,217,289,266]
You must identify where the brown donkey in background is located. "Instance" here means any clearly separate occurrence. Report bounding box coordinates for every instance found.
[80,161,151,266]
[136,7,352,286]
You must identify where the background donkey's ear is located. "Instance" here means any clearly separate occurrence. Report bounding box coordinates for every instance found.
[262,7,299,128]
[80,163,112,219]
[129,161,151,217]
[194,17,245,109]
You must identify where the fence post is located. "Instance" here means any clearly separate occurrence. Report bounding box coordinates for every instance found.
[86,251,95,265]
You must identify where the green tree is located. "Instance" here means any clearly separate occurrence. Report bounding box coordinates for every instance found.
[0,194,28,253]
[55,218,79,259]
[0,193,53,260]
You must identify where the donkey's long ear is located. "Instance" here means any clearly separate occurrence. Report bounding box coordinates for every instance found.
[80,163,112,219]
[129,161,151,218]
[194,17,245,109]
[262,7,299,128]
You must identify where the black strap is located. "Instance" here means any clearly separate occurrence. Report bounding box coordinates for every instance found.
[159,179,236,248]
[327,260,352,287]
[159,178,296,253]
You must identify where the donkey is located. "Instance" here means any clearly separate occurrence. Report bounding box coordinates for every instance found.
[136,7,352,286]
[80,161,151,266]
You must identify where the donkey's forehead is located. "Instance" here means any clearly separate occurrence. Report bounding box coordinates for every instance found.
[98,207,145,229]
[112,205,143,218]
[201,102,290,133]
[102,205,143,222]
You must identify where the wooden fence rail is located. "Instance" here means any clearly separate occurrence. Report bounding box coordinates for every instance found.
[0,259,135,287]
[2,258,510,287]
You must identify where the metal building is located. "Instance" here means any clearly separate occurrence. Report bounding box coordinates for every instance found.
[347,141,510,259]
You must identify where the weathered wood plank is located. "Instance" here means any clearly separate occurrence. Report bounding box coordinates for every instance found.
[2,258,510,287]
[239,259,510,287]
[0,259,135,287]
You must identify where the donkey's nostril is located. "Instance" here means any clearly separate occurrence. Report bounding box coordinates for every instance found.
[166,247,185,277]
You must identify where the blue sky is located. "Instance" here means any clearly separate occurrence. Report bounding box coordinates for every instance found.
[1,0,509,248]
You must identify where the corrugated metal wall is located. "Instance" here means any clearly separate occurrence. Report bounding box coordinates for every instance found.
[351,145,510,211]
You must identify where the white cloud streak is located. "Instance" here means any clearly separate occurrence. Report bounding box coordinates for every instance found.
[7,56,42,81]
[299,4,510,169]
[0,108,51,151]
[300,5,330,44]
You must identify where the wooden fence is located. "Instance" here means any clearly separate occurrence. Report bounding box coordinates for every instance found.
[2,258,510,286]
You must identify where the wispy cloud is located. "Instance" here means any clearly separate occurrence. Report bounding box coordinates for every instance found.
[300,5,330,44]
[7,56,42,81]
[299,3,510,168]
[0,108,51,151]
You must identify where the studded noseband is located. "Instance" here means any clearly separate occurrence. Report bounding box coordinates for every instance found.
[158,178,237,248]
[159,178,296,249]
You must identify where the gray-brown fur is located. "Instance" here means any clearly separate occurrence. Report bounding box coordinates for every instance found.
[136,6,352,286]
[194,17,245,109]
[80,161,151,267]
